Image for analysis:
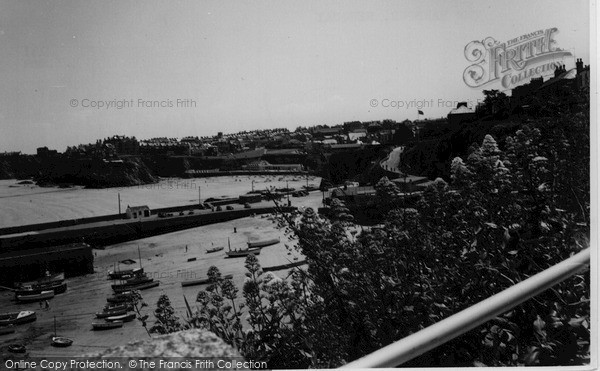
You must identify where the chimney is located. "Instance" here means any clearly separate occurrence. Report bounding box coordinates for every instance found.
[576,58,583,74]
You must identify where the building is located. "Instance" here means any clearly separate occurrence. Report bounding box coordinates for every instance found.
[126,205,151,219]
[447,102,476,125]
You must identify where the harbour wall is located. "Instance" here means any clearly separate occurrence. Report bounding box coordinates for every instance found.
[0,206,296,252]
[0,243,94,285]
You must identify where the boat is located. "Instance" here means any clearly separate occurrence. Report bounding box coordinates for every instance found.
[103,304,133,312]
[105,313,136,323]
[111,276,153,291]
[181,278,210,287]
[112,281,159,294]
[225,248,261,258]
[51,316,73,347]
[15,272,64,288]
[96,309,128,319]
[52,337,73,347]
[14,282,67,297]
[108,246,145,280]
[92,321,123,330]
[181,274,233,287]
[16,290,54,303]
[107,267,144,280]
[0,325,15,335]
[8,344,26,353]
[247,237,280,248]
[206,246,224,253]
[106,291,136,303]
[0,311,37,326]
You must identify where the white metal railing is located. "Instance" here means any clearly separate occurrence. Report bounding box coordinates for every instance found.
[343,248,591,368]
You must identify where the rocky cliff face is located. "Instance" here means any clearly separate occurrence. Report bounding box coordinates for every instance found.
[35,157,157,188]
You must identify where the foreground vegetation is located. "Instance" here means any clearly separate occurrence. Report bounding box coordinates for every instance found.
[145,93,590,368]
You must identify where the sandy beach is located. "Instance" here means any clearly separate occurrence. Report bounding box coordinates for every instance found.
[0,176,322,357]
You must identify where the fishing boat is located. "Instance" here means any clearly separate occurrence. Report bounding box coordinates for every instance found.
[105,313,136,323]
[0,311,37,326]
[107,267,144,280]
[95,309,128,319]
[111,275,153,291]
[16,290,54,303]
[14,282,67,297]
[112,280,159,294]
[51,316,73,347]
[247,237,280,248]
[103,303,133,312]
[15,272,64,288]
[225,248,261,258]
[106,291,136,303]
[92,321,123,330]
[206,246,224,253]
[0,325,15,335]
[225,237,261,258]
[108,245,145,280]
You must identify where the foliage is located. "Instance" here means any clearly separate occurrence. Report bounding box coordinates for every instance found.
[148,91,589,368]
[149,294,183,334]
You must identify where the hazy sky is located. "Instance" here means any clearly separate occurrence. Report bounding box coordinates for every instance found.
[0,0,591,153]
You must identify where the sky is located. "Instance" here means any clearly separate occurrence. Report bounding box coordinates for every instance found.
[0,0,592,153]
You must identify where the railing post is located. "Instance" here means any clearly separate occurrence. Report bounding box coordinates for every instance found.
[343,248,590,368]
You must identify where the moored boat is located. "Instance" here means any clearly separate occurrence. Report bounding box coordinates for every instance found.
[181,278,210,287]
[8,344,26,353]
[105,313,136,323]
[111,275,153,291]
[112,281,159,294]
[181,274,233,287]
[96,309,128,319]
[247,237,280,248]
[103,304,133,312]
[225,248,261,258]
[106,291,136,303]
[16,290,54,303]
[51,337,73,347]
[92,321,123,330]
[14,282,67,297]
[0,311,37,326]
[206,246,224,253]
[107,267,144,280]
[15,272,64,288]
[51,316,73,347]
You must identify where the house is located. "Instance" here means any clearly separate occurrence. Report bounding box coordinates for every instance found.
[447,102,476,125]
[126,205,151,219]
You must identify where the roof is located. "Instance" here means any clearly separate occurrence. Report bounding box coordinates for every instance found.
[449,106,475,115]
[127,205,150,211]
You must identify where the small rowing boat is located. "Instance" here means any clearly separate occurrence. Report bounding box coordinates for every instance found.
[92,321,123,330]
[225,248,261,258]
[206,246,224,253]
[105,313,136,323]
[247,237,280,248]
[96,309,128,319]
[16,290,54,303]
[112,281,159,294]
[0,311,36,326]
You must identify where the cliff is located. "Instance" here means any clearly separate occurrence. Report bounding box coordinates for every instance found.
[35,157,157,188]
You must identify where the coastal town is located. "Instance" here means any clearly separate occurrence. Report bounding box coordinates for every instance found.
[0,1,593,369]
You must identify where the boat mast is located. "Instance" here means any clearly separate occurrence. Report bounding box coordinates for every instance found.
[138,244,142,269]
